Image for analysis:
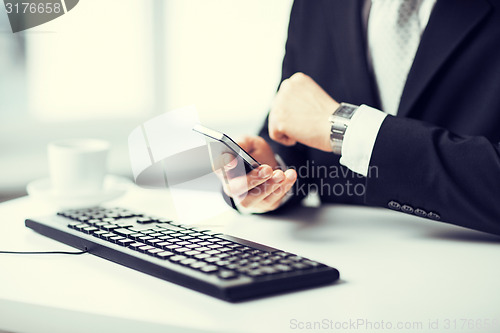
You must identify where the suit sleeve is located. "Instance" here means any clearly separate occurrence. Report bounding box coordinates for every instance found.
[365,115,500,235]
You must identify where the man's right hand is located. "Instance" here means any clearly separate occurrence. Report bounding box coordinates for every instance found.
[216,136,297,213]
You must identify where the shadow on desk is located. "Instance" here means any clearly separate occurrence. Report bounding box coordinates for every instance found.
[261,204,500,244]
[425,228,500,244]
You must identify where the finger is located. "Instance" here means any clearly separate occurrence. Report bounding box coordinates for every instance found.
[212,152,238,173]
[261,169,297,209]
[236,136,255,153]
[236,169,287,208]
[224,164,273,198]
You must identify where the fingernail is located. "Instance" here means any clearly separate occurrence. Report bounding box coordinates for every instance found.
[285,169,295,180]
[258,166,272,178]
[272,171,285,182]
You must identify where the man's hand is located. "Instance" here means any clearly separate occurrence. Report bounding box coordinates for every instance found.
[215,136,297,213]
[269,72,340,152]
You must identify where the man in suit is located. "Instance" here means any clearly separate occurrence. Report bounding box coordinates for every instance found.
[220,0,500,235]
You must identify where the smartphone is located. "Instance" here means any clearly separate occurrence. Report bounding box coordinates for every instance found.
[193,124,260,173]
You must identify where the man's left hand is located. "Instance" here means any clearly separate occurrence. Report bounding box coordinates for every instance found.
[269,72,339,152]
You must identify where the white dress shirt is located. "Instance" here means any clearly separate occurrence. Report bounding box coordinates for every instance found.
[340,0,437,177]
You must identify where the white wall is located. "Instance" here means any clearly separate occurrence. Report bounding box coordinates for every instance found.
[0,0,293,194]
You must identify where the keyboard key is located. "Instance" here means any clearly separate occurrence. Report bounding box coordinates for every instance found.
[136,218,154,224]
[110,236,125,243]
[204,257,219,263]
[74,223,90,231]
[207,238,221,242]
[157,241,172,248]
[101,225,119,231]
[274,264,293,272]
[93,230,108,237]
[190,261,207,269]
[156,251,174,259]
[146,238,163,246]
[180,258,197,266]
[147,248,164,256]
[82,226,98,234]
[87,219,101,225]
[128,242,146,251]
[114,228,136,236]
[100,233,118,240]
[215,260,231,267]
[198,235,212,240]
[194,253,210,260]
[217,270,238,280]
[117,239,135,246]
[205,250,220,255]
[292,263,310,270]
[194,247,211,252]
[138,245,155,253]
[175,247,191,253]
[162,225,185,232]
[189,238,203,243]
[68,222,81,229]
[169,255,187,262]
[302,260,323,268]
[158,235,173,240]
[185,250,201,256]
[203,231,222,236]
[200,265,218,273]
[129,233,145,240]
[247,269,265,277]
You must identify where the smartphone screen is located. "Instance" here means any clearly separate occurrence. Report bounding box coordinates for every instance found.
[193,125,260,174]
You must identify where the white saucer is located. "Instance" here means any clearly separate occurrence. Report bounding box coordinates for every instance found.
[27,175,133,209]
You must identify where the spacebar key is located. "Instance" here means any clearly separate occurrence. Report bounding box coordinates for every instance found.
[216,235,279,253]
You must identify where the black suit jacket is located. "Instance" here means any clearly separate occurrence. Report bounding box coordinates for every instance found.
[258,0,500,235]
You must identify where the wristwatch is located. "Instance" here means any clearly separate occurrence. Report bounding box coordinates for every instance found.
[329,102,359,155]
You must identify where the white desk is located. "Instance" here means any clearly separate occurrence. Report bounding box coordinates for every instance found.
[1,186,500,333]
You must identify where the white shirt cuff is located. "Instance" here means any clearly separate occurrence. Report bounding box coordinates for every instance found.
[339,104,387,177]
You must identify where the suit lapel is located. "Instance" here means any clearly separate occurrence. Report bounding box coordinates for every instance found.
[398,0,492,117]
[322,0,380,108]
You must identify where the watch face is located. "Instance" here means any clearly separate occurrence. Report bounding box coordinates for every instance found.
[336,105,357,118]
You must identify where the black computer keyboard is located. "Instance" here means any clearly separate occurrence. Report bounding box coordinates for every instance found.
[25,207,339,302]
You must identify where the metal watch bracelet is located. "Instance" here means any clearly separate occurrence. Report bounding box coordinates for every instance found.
[329,103,359,155]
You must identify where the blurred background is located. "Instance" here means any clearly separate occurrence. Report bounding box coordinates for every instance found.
[0,0,293,202]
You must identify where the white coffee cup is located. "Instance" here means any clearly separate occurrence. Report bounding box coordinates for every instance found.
[48,138,110,196]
